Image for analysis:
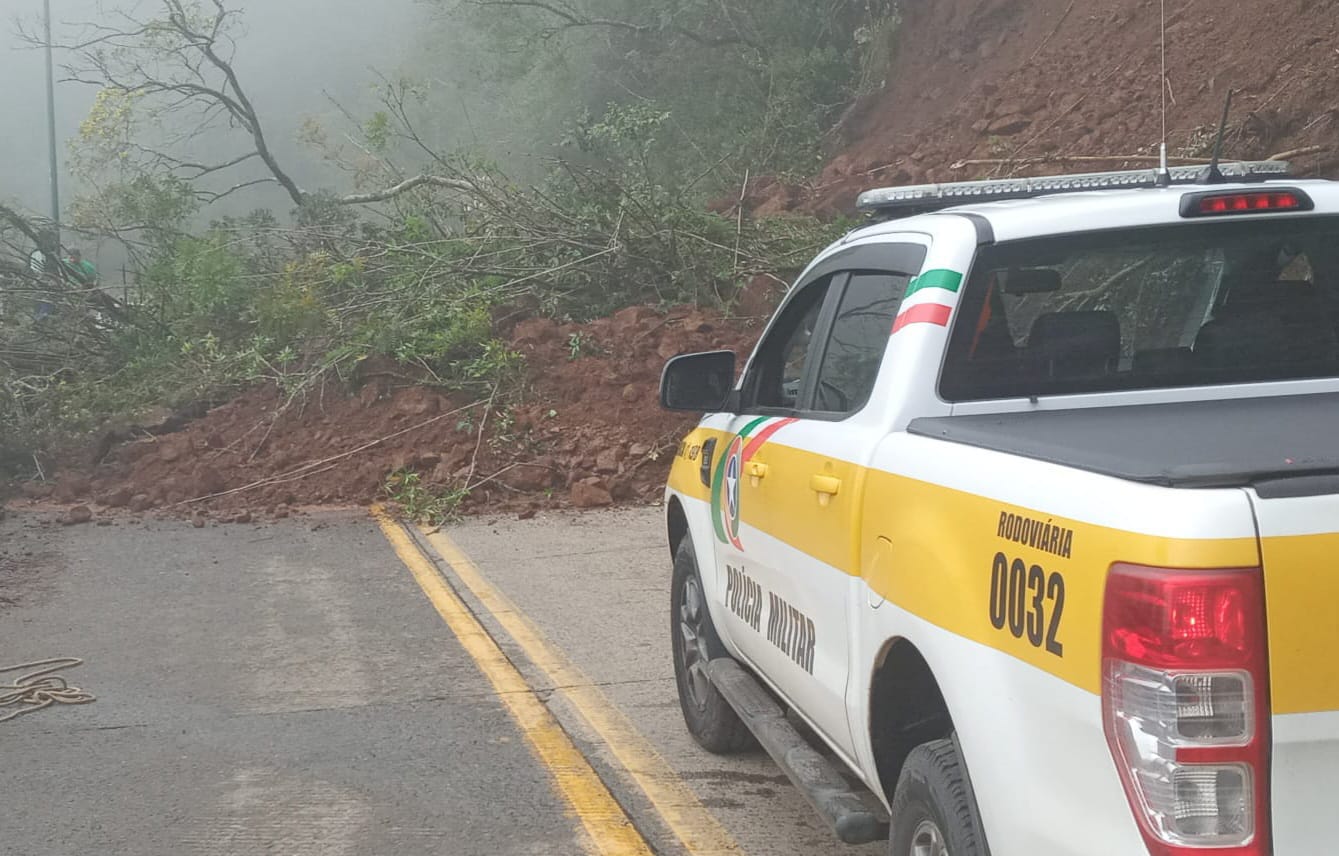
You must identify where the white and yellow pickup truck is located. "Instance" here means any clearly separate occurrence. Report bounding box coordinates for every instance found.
[660,163,1338,856]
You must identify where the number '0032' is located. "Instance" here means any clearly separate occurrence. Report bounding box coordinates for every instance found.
[989,552,1064,657]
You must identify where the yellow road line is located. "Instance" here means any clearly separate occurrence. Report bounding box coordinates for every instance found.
[371,506,652,856]
[422,526,743,856]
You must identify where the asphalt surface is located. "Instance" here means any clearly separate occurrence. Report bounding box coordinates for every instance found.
[0,506,881,855]
[441,508,882,856]
[0,512,579,856]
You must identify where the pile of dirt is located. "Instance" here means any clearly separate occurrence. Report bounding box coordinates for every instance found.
[13,0,1339,522]
[12,306,764,522]
[755,0,1339,216]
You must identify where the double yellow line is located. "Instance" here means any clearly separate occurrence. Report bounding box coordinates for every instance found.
[372,506,740,856]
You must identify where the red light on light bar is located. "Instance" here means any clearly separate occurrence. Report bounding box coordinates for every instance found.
[1199,192,1302,215]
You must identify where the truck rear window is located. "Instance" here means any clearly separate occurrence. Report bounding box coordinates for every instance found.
[939,216,1339,401]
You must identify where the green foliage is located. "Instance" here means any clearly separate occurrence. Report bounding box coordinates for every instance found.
[383,468,469,525]
[2,0,871,477]
[379,302,493,366]
[461,340,527,389]
[70,87,145,177]
[364,112,394,154]
[141,235,249,336]
[570,103,673,162]
[69,174,199,241]
[418,0,904,196]
[567,331,593,360]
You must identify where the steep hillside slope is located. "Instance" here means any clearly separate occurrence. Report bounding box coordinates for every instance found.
[761,0,1339,215]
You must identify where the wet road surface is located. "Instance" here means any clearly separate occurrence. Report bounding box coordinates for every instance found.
[0,506,881,855]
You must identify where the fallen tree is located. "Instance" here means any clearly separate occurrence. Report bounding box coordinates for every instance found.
[2,0,840,481]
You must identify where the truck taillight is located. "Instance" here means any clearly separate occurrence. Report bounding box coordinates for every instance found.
[1102,564,1271,856]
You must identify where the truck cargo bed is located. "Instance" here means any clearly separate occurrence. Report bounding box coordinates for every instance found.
[910,392,1339,494]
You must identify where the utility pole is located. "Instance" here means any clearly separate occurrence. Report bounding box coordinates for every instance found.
[43,0,61,251]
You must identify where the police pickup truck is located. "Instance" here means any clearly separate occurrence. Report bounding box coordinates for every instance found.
[660,162,1338,856]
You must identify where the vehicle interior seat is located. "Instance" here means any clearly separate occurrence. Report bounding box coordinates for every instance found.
[1025,310,1122,381]
[1132,347,1194,376]
[1195,280,1339,370]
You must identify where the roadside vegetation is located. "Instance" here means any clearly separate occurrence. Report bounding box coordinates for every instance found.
[0,0,898,478]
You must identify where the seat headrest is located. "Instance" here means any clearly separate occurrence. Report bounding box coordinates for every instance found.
[1194,314,1289,369]
[1197,299,1339,369]
[1220,280,1319,315]
[1027,310,1121,380]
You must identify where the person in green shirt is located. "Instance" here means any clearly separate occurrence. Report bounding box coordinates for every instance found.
[65,249,98,285]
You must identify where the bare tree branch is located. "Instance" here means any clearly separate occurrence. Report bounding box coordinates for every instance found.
[337,175,475,206]
[161,0,306,206]
[46,1,503,215]
[151,150,262,178]
[0,203,47,250]
[195,176,281,204]
[466,0,768,54]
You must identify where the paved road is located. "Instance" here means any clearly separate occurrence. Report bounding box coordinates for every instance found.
[0,506,882,855]
[438,508,883,856]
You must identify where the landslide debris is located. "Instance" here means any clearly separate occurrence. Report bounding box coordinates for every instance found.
[757,0,1339,216]
[12,0,1339,521]
[13,306,763,522]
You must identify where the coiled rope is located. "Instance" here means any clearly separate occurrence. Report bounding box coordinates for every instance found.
[0,658,96,722]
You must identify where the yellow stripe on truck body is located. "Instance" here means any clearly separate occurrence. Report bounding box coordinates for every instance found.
[670,428,1265,698]
[859,468,1259,695]
[1256,533,1339,714]
[1249,490,1339,716]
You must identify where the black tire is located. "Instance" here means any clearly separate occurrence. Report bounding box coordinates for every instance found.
[670,535,754,754]
[889,737,989,856]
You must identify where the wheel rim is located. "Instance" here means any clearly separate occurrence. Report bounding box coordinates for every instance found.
[911,819,949,856]
[677,574,713,710]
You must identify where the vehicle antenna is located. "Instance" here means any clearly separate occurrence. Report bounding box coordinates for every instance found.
[1201,88,1236,185]
[1155,0,1170,187]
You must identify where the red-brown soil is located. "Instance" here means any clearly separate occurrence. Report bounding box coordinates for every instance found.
[12,307,764,522]
[755,0,1339,216]
[11,0,1339,520]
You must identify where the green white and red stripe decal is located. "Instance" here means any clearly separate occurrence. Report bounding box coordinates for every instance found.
[711,416,798,549]
[892,269,963,333]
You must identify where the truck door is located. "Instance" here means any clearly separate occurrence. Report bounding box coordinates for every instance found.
[718,244,926,759]
[709,274,835,666]
[1246,487,1339,853]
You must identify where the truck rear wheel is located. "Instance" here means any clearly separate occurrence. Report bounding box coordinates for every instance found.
[889,738,987,856]
[671,536,753,754]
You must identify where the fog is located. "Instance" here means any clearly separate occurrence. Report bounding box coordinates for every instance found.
[1,0,429,220]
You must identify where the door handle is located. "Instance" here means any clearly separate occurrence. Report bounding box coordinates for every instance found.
[747,461,768,486]
[698,438,717,488]
[810,474,841,507]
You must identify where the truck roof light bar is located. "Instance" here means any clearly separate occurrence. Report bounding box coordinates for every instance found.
[856,161,1293,218]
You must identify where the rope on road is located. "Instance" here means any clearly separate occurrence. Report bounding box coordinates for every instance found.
[0,658,96,723]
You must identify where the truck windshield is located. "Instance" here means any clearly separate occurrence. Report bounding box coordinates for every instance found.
[939,215,1339,401]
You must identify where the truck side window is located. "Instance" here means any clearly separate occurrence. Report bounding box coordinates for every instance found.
[811,272,909,414]
[744,278,832,411]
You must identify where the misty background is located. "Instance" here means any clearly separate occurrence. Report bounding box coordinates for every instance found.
[0,0,868,476]
[1,0,428,230]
